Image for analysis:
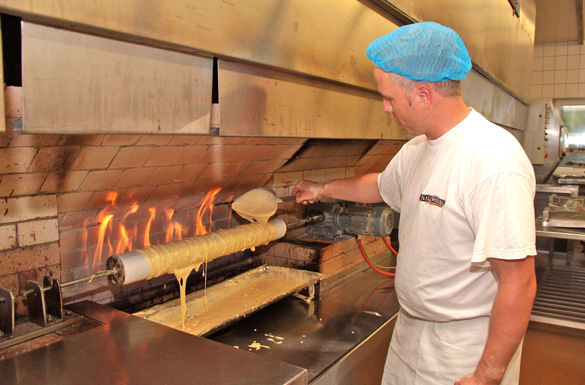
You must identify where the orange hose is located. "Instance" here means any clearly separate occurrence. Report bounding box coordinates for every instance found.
[382,236,398,255]
[355,237,395,277]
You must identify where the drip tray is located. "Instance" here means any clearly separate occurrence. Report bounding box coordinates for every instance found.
[134,265,324,336]
[531,266,585,330]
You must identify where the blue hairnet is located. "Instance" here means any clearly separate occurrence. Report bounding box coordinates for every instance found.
[366,22,472,82]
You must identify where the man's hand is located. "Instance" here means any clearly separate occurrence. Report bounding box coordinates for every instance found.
[291,179,324,204]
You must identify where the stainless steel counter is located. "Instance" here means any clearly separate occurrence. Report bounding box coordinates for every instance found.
[0,263,399,385]
[209,266,399,384]
[536,222,585,241]
[1,302,308,385]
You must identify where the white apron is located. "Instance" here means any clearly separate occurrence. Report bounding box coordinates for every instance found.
[381,311,523,385]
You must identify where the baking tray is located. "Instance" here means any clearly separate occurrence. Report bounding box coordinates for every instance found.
[134,265,324,336]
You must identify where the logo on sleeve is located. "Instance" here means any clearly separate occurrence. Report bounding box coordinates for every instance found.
[419,194,446,208]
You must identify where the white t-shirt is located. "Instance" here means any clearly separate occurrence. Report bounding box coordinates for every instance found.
[378,108,536,322]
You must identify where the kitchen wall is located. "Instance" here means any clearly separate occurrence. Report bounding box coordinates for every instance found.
[531,42,585,99]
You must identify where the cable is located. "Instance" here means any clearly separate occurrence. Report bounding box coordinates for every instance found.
[355,237,395,277]
[382,236,399,255]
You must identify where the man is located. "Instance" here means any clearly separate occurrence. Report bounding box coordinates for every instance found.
[291,22,536,385]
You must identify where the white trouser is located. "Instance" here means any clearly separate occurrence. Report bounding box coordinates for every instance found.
[381,311,523,385]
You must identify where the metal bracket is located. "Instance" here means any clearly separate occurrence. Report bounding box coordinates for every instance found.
[44,277,64,323]
[294,281,320,303]
[26,278,64,327]
[0,287,15,339]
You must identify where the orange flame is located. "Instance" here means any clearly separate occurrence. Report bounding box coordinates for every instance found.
[143,208,156,247]
[195,187,222,235]
[85,188,222,269]
[164,209,184,243]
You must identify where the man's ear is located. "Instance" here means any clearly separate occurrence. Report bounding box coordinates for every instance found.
[414,84,433,107]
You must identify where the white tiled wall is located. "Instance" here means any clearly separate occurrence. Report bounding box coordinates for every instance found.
[532,42,585,99]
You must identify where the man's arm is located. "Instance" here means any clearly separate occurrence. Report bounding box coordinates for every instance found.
[291,173,383,204]
[456,256,537,385]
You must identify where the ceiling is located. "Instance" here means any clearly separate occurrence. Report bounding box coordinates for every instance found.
[535,0,584,44]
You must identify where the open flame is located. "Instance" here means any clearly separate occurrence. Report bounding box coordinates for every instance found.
[86,187,223,268]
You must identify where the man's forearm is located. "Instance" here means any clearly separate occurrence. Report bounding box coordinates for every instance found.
[473,258,536,383]
[292,173,383,203]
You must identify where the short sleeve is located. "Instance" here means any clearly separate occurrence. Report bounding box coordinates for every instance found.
[378,154,403,213]
[466,171,536,264]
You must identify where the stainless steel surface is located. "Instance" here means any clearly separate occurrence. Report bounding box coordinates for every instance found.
[209,264,399,382]
[311,314,397,385]
[0,312,84,350]
[536,222,585,241]
[532,266,585,329]
[530,101,564,183]
[218,59,405,139]
[22,22,213,134]
[536,184,579,196]
[1,301,309,385]
[0,0,396,92]
[135,266,324,337]
[542,195,585,228]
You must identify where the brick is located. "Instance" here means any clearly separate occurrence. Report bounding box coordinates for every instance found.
[70,146,120,170]
[303,169,326,181]
[114,187,156,206]
[181,145,212,163]
[321,238,360,262]
[197,136,246,145]
[320,250,363,276]
[176,164,207,181]
[135,135,173,146]
[0,173,46,197]
[239,159,285,176]
[244,137,282,145]
[0,224,16,250]
[59,209,99,228]
[40,171,88,193]
[273,171,304,186]
[0,195,57,224]
[18,218,59,247]
[115,168,156,188]
[0,273,18,292]
[57,192,93,212]
[18,264,61,292]
[168,136,202,146]
[198,162,249,180]
[278,157,318,172]
[110,146,154,168]
[0,242,60,275]
[248,145,288,161]
[8,134,62,147]
[148,183,184,202]
[210,144,259,162]
[366,140,405,156]
[144,147,188,167]
[325,168,346,180]
[28,146,80,172]
[59,135,104,146]
[0,147,37,173]
[102,135,141,146]
[147,165,183,185]
[79,170,123,191]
